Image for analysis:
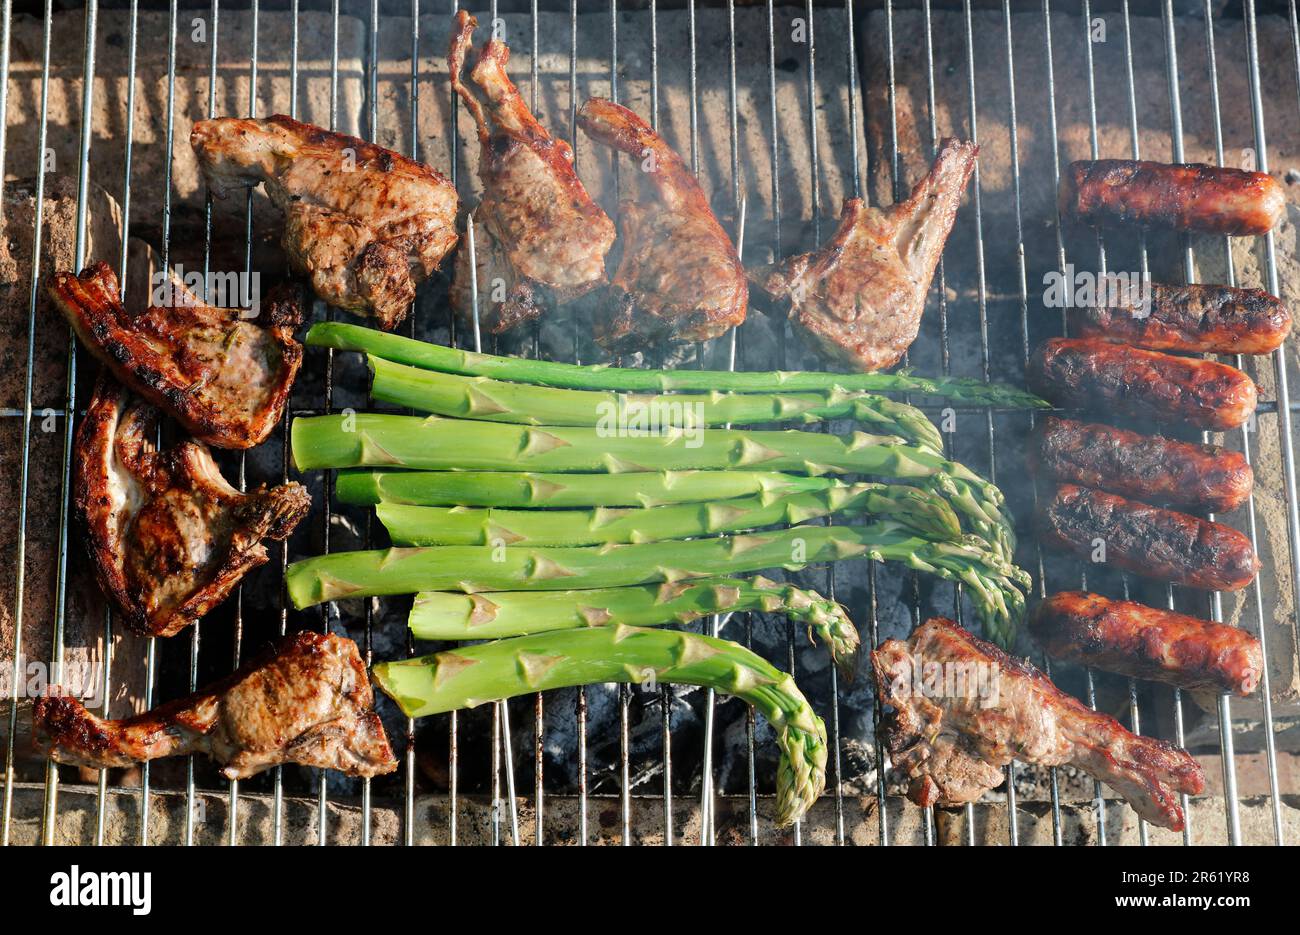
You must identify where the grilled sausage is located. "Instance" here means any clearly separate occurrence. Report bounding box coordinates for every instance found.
[1028,337,1257,431]
[1030,591,1262,697]
[1059,159,1286,236]
[1037,484,1260,592]
[1032,416,1253,514]
[1073,282,1292,355]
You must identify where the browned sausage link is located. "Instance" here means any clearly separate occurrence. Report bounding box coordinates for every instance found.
[1027,337,1257,431]
[1036,484,1260,591]
[1073,282,1292,355]
[1059,159,1286,236]
[1030,591,1263,697]
[1032,416,1254,514]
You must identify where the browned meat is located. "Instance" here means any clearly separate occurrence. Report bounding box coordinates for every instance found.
[190,114,458,330]
[449,11,615,335]
[1031,416,1254,514]
[48,262,301,450]
[1073,282,1291,355]
[75,373,311,638]
[577,98,747,351]
[1060,159,1285,236]
[749,139,977,372]
[1030,591,1263,697]
[1028,336,1257,432]
[32,631,396,779]
[872,617,1206,831]
[1037,484,1259,592]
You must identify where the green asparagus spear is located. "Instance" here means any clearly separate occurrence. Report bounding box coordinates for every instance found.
[292,413,1013,559]
[409,575,861,680]
[285,521,1027,643]
[372,625,828,825]
[368,354,945,453]
[377,481,961,547]
[335,468,840,508]
[309,321,1049,409]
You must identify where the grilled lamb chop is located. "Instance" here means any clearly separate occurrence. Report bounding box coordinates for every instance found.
[76,373,311,638]
[190,114,458,330]
[449,11,615,335]
[577,98,747,351]
[33,631,396,779]
[48,262,301,450]
[750,138,978,372]
[872,617,1206,831]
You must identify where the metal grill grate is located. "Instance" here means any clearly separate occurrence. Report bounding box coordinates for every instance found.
[1,0,1298,846]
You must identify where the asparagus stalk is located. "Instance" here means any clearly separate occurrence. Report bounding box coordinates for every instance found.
[335,468,840,508]
[368,354,945,453]
[372,625,828,825]
[309,320,1049,409]
[409,575,861,680]
[292,413,1014,558]
[377,481,961,547]
[285,521,1027,643]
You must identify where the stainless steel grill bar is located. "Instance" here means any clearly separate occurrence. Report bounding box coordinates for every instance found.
[225,0,262,849]
[141,7,174,828]
[96,0,140,848]
[405,0,421,850]
[605,0,636,848]
[0,0,52,849]
[803,0,849,849]
[41,0,98,846]
[997,0,1065,847]
[361,0,377,848]
[525,0,546,849]
[446,0,462,849]
[922,0,966,844]
[1203,0,1284,844]
[1113,0,1156,848]
[644,0,677,847]
[760,0,792,846]
[185,0,219,848]
[274,0,303,849]
[1075,0,1121,843]
[317,0,342,847]
[873,0,915,847]
[699,0,752,849]
[1248,0,1300,688]
[557,0,591,846]
[1155,0,1236,846]
[1040,0,1109,844]
[1244,0,1300,846]
[481,0,521,852]
[956,0,1017,847]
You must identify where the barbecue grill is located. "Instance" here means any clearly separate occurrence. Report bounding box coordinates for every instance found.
[2,0,1299,846]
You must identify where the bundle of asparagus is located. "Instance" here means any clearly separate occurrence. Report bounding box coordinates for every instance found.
[372,625,829,826]
[295,321,1036,824]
